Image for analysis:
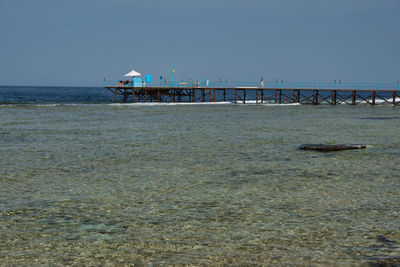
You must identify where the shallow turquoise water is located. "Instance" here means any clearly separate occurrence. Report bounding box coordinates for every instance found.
[0,103,399,265]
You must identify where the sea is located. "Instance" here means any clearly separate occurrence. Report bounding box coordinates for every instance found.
[0,86,399,266]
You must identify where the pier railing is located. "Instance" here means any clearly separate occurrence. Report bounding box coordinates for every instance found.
[104,80,400,91]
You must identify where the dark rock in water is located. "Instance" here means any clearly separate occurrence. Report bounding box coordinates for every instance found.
[360,117,400,120]
[377,235,399,245]
[368,257,400,267]
[299,144,367,152]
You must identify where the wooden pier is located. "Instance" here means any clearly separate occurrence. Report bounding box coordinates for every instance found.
[105,86,399,106]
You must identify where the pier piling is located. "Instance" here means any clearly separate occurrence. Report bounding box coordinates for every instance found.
[256,89,259,104]
[105,84,400,106]
[372,91,376,105]
[214,89,216,102]
[235,89,237,104]
[261,90,264,103]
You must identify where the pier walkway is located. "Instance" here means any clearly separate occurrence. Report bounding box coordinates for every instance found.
[104,81,400,105]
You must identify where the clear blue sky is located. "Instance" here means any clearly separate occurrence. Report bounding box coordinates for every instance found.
[0,0,399,86]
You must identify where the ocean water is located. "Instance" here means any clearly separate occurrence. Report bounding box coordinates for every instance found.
[0,86,399,266]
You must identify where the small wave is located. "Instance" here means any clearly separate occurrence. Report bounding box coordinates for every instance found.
[0,103,111,107]
[373,97,400,104]
[237,101,301,106]
[336,97,400,105]
[108,101,301,106]
[34,104,60,107]
[0,103,62,107]
[108,102,233,106]
[0,104,18,107]
[0,101,302,107]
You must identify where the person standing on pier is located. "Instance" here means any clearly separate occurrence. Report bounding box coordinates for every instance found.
[260,77,264,88]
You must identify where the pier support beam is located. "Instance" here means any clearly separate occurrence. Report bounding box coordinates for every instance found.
[313,90,315,105]
[256,89,259,104]
[244,89,246,103]
[293,90,296,104]
[372,91,376,105]
[331,90,336,105]
[193,89,196,102]
[297,90,300,103]
[235,89,237,104]
[145,89,148,102]
[115,90,118,102]
[261,89,264,103]
[313,90,319,105]
[213,89,216,102]
[275,89,282,103]
[157,90,161,102]
[223,89,226,102]
[132,90,135,103]
[393,91,397,105]
[209,89,212,102]
[201,89,205,102]
[352,90,356,105]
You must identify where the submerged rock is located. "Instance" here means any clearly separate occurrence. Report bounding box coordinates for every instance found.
[360,117,400,120]
[368,257,400,267]
[299,144,367,152]
[376,235,399,245]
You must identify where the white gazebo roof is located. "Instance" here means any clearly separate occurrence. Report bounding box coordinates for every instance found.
[124,69,141,77]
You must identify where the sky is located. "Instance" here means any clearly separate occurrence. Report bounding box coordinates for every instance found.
[0,0,399,86]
